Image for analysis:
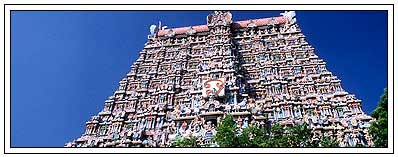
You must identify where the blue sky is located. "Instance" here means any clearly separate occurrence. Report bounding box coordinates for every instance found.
[10,11,387,147]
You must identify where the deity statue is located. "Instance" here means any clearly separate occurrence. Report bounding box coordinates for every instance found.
[238,98,247,109]
[242,117,249,128]
[155,117,163,130]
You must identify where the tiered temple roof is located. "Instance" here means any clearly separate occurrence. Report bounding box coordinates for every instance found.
[157,16,288,36]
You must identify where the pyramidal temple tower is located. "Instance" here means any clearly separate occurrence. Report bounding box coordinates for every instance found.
[66,11,374,147]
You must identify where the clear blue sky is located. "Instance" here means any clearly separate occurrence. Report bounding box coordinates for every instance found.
[11,11,387,147]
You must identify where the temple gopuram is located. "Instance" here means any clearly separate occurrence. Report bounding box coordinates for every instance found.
[66,11,374,148]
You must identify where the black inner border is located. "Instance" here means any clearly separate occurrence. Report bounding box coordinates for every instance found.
[3,3,395,155]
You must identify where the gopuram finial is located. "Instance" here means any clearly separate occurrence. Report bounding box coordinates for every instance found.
[149,24,157,37]
[280,11,297,24]
[149,21,165,38]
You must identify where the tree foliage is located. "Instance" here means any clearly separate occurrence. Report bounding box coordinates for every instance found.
[286,123,313,147]
[237,125,268,147]
[213,115,318,148]
[369,88,388,147]
[319,136,339,147]
[213,114,239,147]
[172,135,201,147]
[175,114,353,148]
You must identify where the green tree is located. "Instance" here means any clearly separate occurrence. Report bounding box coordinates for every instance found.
[188,115,345,148]
[266,123,314,147]
[172,135,200,147]
[369,88,388,147]
[213,114,239,147]
[287,123,313,147]
[319,136,339,147]
[268,123,289,147]
[237,125,268,147]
